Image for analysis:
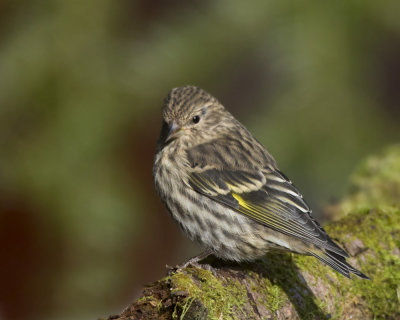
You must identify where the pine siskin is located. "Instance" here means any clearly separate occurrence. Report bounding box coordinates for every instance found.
[153,85,368,279]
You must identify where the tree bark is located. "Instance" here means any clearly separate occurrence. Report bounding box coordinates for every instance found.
[106,146,400,320]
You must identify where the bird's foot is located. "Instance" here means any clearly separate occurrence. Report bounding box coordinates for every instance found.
[167,250,217,276]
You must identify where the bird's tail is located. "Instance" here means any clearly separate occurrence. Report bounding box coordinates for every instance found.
[309,249,369,279]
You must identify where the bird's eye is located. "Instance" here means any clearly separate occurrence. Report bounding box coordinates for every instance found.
[192,115,200,124]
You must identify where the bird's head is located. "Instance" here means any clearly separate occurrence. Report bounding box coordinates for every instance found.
[160,86,233,147]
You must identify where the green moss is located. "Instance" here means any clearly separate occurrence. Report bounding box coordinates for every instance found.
[169,268,249,319]
[296,206,400,319]
[246,269,287,318]
[266,284,285,313]
[342,145,400,213]
[136,294,163,313]
[335,207,400,318]
[172,297,195,319]
[247,253,330,320]
[136,295,156,303]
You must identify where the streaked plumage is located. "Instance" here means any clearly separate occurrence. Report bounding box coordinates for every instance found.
[153,85,368,279]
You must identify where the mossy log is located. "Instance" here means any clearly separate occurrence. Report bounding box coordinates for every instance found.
[107,146,400,320]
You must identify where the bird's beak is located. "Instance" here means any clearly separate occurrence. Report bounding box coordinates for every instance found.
[166,122,183,142]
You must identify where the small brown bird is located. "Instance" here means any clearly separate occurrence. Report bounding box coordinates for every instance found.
[153,85,368,279]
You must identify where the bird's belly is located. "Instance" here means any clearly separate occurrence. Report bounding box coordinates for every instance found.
[158,178,290,261]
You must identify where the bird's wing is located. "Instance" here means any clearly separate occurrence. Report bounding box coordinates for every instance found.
[185,142,348,257]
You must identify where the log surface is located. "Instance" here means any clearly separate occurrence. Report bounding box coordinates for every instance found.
[107,146,400,320]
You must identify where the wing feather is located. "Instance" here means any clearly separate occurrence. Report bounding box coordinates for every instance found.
[186,141,348,257]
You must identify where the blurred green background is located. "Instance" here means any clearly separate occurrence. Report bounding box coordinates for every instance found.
[0,1,399,319]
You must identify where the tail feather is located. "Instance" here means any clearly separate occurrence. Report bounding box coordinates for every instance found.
[309,249,370,280]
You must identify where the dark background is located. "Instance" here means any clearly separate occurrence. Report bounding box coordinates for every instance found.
[0,1,399,319]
